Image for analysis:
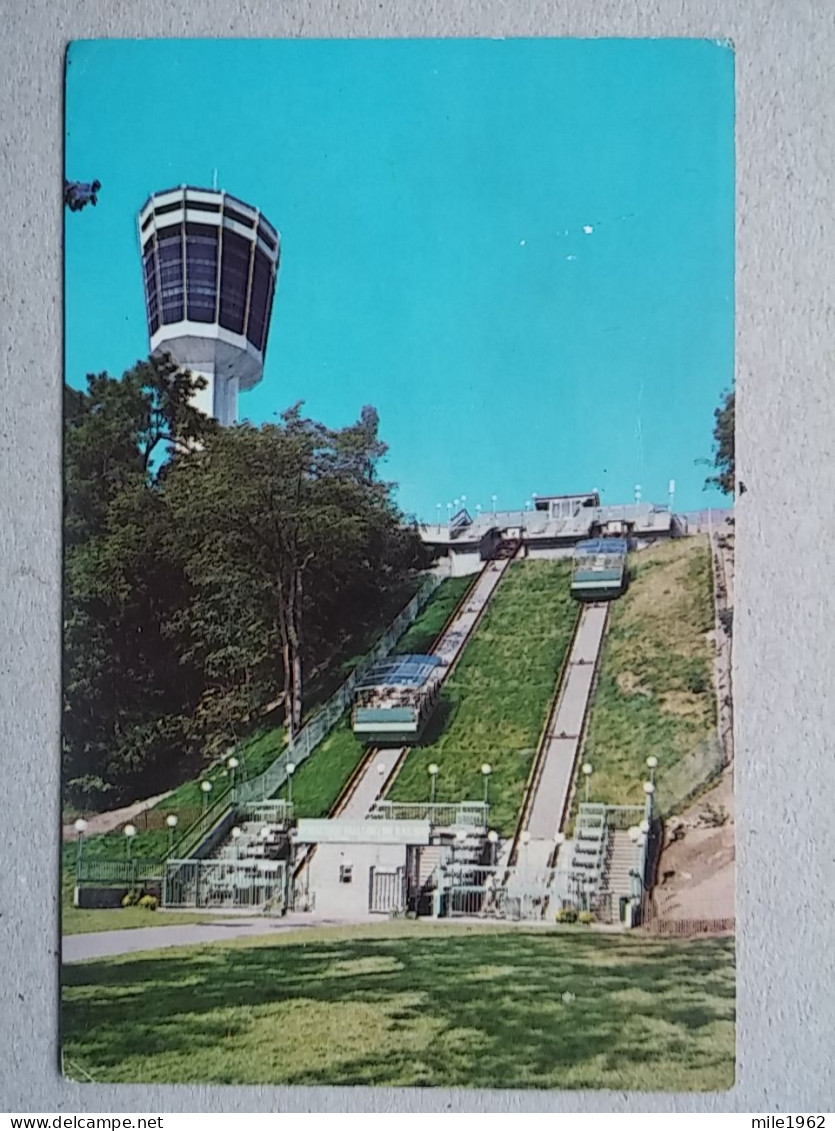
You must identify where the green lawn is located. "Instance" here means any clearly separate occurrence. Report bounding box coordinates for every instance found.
[581,536,718,811]
[63,907,219,936]
[389,561,579,834]
[271,575,475,817]
[275,720,367,818]
[62,922,735,1090]
[393,574,473,654]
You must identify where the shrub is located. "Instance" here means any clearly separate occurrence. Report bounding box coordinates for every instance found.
[578,910,595,925]
[121,889,142,908]
[138,894,158,911]
[684,665,709,695]
[556,907,578,924]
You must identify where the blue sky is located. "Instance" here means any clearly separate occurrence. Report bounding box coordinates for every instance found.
[65,38,734,518]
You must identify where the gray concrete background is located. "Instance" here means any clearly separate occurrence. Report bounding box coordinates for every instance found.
[1,0,834,1113]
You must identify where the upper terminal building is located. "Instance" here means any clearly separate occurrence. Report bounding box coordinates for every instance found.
[138,185,280,425]
[419,491,685,576]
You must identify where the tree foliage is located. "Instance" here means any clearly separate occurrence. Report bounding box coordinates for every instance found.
[705,389,735,496]
[63,357,425,807]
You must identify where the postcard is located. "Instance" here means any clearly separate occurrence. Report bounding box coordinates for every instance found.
[62,37,735,1090]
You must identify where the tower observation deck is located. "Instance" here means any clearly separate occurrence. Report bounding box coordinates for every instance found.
[138,185,280,425]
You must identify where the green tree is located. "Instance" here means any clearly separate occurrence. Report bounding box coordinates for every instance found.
[164,403,423,739]
[705,389,735,495]
[63,357,215,804]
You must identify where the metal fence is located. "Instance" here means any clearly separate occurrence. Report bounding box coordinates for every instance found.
[236,572,444,806]
[238,800,294,825]
[439,863,555,921]
[602,804,647,830]
[76,858,165,885]
[164,858,288,913]
[644,914,735,937]
[367,800,489,828]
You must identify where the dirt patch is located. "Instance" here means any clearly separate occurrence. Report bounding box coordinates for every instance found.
[616,671,652,697]
[652,771,735,922]
[658,690,704,719]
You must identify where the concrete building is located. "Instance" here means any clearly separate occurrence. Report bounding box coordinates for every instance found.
[420,492,681,576]
[138,185,280,425]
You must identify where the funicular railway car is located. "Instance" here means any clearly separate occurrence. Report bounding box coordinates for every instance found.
[570,537,629,601]
[351,654,444,744]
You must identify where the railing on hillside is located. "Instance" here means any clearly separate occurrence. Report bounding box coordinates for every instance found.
[170,786,235,860]
[367,800,489,828]
[236,571,444,805]
[653,737,726,817]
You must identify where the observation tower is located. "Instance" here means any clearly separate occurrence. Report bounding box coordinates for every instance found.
[138,185,280,425]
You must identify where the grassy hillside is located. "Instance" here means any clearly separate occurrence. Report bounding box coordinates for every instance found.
[62,923,734,1090]
[389,561,578,834]
[581,536,718,811]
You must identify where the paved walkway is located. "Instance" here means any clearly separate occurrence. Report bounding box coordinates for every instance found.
[62,912,374,963]
[62,792,173,842]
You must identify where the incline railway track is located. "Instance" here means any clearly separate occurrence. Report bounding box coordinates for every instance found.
[506,600,610,871]
[336,547,523,815]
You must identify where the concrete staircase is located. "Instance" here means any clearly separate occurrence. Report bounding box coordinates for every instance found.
[597,829,637,924]
[566,803,608,907]
[213,818,289,863]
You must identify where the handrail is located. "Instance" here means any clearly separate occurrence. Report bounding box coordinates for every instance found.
[169,787,235,860]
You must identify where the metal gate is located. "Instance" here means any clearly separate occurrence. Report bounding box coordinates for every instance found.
[164,859,288,914]
[441,864,554,921]
[369,866,406,914]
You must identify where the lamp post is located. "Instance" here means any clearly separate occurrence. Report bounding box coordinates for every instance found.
[231,825,242,861]
[436,503,442,532]
[461,494,467,511]
[227,755,239,791]
[428,763,439,807]
[487,829,499,866]
[582,762,594,804]
[643,780,655,821]
[74,818,87,873]
[286,761,296,809]
[646,755,658,787]
[200,779,213,814]
[123,823,137,862]
[491,494,497,515]
[166,813,178,853]
[481,763,492,807]
[446,502,453,525]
